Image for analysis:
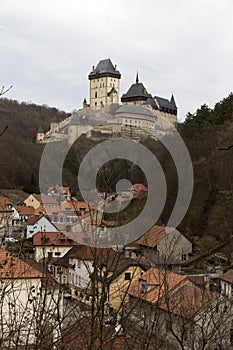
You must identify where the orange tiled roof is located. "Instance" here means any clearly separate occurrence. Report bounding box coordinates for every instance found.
[136,225,173,248]
[60,200,90,213]
[159,283,219,318]
[33,231,77,247]
[0,248,43,279]
[128,267,187,304]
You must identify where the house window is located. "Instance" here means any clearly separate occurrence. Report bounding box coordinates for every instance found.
[55,252,61,256]
[77,260,81,268]
[125,272,131,280]
[181,254,187,261]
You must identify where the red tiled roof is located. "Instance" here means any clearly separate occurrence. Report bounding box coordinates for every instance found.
[131,183,148,192]
[56,317,155,350]
[70,245,116,261]
[136,225,172,248]
[21,258,60,288]
[33,231,77,247]
[34,206,46,215]
[26,215,43,225]
[220,269,233,283]
[0,248,43,279]
[48,186,70,195]
[159,284,219,318]
[31,194,58,206]
[0,197,11,207]
[128,267,187,304]
[14,205,35,216]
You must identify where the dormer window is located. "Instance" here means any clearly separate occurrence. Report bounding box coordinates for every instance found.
[139,278,147,293]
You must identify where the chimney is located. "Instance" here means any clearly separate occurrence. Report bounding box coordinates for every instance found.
[92,65,95,72]
[114,64,117,71]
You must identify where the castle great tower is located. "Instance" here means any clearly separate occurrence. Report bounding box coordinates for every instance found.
[88,58,121,108]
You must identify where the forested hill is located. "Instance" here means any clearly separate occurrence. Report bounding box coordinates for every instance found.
[177,93,233,242]
[0,93,233,244]
[0,98,69,188]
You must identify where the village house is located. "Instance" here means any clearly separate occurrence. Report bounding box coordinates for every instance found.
[220,268,233,298]
[68,245,116,294]
[0,197,13,230]
[94,255,147,311]
[127,267,231,349]
[47,185,71,201]
[136,225,192,270]
[33,230,77,262]
[24,193,59,210]
[12,205,35,226]
[0,248,62,347]
[26,214,59,238]
[53,245,81,285]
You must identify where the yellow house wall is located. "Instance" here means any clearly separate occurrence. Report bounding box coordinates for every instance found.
[36,132,44,142]
[24,195,41,209]
[109,265,145,310]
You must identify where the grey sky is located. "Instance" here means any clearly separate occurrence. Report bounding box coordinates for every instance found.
[1,0,233,121]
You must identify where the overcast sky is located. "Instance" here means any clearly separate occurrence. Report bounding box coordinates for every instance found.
[1,0,233,121]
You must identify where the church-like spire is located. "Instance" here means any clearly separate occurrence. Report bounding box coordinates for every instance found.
[136,71,139,84]
[170,94,177,110]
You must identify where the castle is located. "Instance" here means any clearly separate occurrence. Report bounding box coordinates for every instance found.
[37,58,177,144]
[87,58,177,124]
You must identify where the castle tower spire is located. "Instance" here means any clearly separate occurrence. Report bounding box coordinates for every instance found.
[136,71,139,84]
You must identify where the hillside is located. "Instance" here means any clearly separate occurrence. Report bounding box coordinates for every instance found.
[0,94,233,244]
[0,98,69,188]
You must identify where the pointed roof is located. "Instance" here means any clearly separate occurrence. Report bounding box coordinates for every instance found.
[37,126,44,133]
[51,116,58,123]
[89,58,121,80]
[154,95,177,111]
[107,87,118,96]
[170,94,177,110]
[121,76,152,102]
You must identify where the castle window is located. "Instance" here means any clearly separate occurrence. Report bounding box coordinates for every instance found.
[95,92,98,98]
[95,102,97,106]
